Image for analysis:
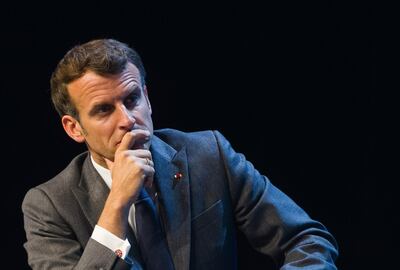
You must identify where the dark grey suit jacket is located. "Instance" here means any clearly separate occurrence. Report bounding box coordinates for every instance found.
[22,129,338,269]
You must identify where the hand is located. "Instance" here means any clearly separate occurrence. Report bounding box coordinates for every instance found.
[105,129,154,204]
[98,129,154,238]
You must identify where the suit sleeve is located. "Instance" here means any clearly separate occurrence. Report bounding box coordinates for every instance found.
[22,187,134,270]
[213,130,339,270]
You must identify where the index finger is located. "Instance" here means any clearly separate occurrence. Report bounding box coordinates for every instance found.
[117,130,150,152]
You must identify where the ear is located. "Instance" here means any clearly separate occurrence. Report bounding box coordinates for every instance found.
[61,115,86,143]
[143,85,152,114]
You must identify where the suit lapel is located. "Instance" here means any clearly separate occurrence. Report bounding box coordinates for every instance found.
[150,136,191,270]
[71,156,109,229]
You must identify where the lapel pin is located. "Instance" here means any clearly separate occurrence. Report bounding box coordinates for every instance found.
[173,172,183,188]
[173,172,183,180]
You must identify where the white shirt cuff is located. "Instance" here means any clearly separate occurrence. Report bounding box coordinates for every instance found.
[91,225,131,259]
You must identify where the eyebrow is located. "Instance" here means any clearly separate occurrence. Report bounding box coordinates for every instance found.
[87,85,142,116]
[126,85,141,95]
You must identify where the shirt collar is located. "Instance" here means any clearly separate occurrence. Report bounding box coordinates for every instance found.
[90,155,112,189]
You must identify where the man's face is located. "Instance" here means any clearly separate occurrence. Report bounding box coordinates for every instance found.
[63,63,153,167]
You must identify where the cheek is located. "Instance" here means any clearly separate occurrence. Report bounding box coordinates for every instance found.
[137,112,153,129]
[86,121,115,142]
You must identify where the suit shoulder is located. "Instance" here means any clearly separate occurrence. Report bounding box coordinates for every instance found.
[27,152,89,196]
[153,129,233,164]
[154,128,223,148]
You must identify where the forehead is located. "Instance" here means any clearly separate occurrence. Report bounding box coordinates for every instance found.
[67,63,141,104]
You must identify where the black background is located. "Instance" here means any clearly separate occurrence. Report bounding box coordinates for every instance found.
[2,1,392,269]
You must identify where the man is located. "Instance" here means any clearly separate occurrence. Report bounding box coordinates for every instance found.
[22,38,338,269]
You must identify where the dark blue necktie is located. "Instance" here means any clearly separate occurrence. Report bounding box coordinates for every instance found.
[135,187,175,270]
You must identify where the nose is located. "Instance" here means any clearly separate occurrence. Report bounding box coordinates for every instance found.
[116,104,135,130]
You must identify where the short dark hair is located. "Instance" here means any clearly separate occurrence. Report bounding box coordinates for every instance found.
[50,39,146,118]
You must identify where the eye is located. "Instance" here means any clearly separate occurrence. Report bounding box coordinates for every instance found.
[124,93,140,109]
[92,104,113,116]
